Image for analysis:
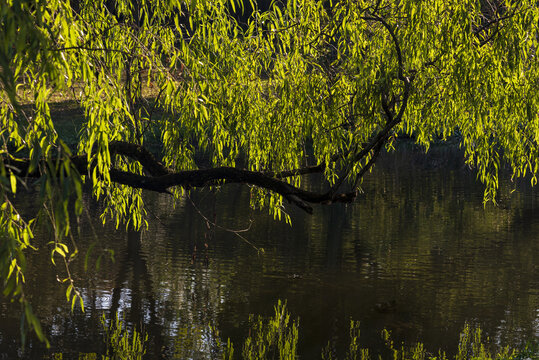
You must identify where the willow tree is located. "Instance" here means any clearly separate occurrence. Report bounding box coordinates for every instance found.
[1,0,538,342]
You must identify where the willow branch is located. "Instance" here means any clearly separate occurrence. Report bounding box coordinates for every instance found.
[3,142,357,214]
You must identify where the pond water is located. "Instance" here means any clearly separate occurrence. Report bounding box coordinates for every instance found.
[0,146,537,359]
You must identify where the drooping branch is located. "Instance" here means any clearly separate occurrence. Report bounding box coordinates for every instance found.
[2,141,357,214]
[109,166,357,213]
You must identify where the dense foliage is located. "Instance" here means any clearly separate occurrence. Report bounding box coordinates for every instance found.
[1,0,538,342]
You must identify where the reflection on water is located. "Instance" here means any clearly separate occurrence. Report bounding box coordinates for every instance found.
[0,146,538,359]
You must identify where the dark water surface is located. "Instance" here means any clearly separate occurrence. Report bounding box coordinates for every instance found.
[0,147,538,359]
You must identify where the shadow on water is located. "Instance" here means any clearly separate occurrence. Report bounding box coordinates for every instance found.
[0,145,537,359]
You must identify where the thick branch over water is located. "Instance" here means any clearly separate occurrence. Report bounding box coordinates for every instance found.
[3,141,361,214]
